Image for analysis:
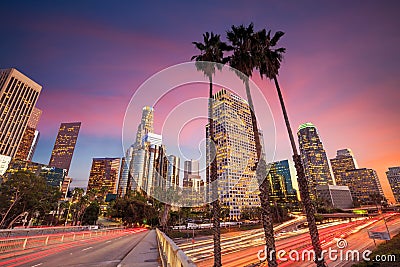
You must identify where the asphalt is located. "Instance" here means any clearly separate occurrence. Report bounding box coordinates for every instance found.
[16,230,161,267]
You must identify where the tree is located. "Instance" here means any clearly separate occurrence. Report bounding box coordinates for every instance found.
[227,23,277,267]
[81,202,100,225]
[191,31,231,267]
[0,171,60,228]
[252,27,326,267]
[109,194,158,227]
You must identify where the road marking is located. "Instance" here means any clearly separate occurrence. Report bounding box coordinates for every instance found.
[106,240,111,243]
[82,247,93,251]
[31,264,42,267]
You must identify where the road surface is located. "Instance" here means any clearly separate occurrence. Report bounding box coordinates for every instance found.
[0,228,160,267]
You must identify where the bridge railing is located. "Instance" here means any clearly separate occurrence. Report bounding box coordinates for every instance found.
[156,228,196,267]
[0,227,125,255]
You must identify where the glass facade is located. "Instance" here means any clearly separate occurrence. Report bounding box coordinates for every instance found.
[207,89,260,220]
[4,159,66,188]
[87,158,121,197]
[49,122,81,175]
[267,160,298,205]
[386,167,400,203]
[342,168,384,204]
[298,122,334,199]
[15,107,42,161]
[330,149,357,185]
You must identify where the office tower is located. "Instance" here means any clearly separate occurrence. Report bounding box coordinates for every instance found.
[134,106,154,147]
[15,107,42,160]
[298,122,334,199]
[0,68,42,158]
[142,135,166,195]
[316,185,353,209]
[183,159,200,187]
[117,157,127,197]
[118,107,155,197]
[330,149,357,185]
[61,176,72,200]
[118,146,135,197]
[166,155,180,189]
[207,89,259,220]
[87,158,121,197]
[5,159,65,188]
[342,168,384,204]
[49,122,81,174]
[130,132,165,196]
[27,130,40,161]
[336,149,358,168]
[267,160,298,204]
[386,167,400,203]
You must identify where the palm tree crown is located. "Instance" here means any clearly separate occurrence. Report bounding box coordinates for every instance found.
[226,23,256,81]
[191,32,231,81]
[252,29,286,80]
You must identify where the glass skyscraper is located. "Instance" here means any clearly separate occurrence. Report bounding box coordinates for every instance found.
[342,168,383,204]
[386,167,400,203]
[267,159,298,205]
[49,122,81,175]
[207,89,259,220]
[15,107,42,161]
[330,149,357,186]
[298,122,334,200]
[87,157,121,197]
[119,106,154,197]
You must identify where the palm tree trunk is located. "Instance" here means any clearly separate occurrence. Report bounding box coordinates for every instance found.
[245,79,277,267]
[273,76,326,267]
[244,79,261,160]
[209,76,221,267]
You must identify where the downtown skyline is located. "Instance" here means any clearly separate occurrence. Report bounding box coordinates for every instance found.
[0,1,399,202]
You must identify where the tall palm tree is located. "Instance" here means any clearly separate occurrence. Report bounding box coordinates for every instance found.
[227,23,277,267]
[191,32,231,267]
[253,28,327,267]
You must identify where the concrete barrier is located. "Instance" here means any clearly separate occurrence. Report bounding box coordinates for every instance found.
[156,228,196,267]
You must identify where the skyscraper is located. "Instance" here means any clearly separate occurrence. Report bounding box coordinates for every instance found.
[330,149,357,185]
[134,106,154,148]
[15,107,42,160]
[118,106,154,197]
[183,159,200,187]
[0,68,42,158]
[27,130,40,161]
[343,168,384,204]
[267,160,298,204]
[141,134,165,195]
[386,167,400,203]
[87,158,121,197]
[166,155,180,189]
[5,159,66,188]
[298,122,334,199]
[208,89,259,220]
[49,122,81,174]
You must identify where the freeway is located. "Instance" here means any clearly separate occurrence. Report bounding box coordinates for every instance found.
[0,228,159,267]
[178,214,400,266]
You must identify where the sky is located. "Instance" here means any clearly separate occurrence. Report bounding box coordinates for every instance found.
[1,1,399,202]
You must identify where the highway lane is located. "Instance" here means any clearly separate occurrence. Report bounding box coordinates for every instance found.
[185,215,400,267]
[2,229,151,267]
